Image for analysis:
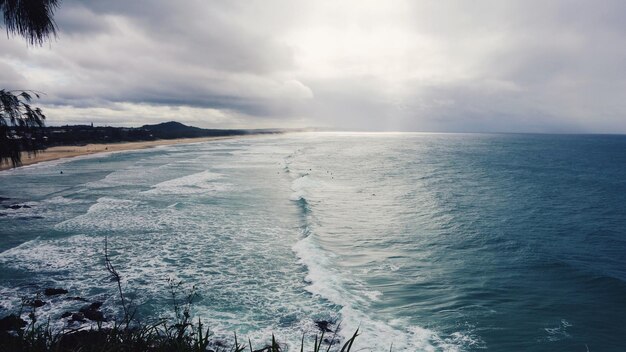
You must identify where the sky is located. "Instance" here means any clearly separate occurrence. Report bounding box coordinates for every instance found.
[1,0,626,133]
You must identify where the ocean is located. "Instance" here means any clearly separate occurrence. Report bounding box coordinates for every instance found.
[1,132,625,351]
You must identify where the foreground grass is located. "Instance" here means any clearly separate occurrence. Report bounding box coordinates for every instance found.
[0,238,362,352]
[0,312,360,352]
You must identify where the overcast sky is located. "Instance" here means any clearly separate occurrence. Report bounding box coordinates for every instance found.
[1,0,626,132]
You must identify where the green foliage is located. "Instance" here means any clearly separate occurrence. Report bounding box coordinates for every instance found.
[1,0,57,166]
[0,90,47,167]
[0,0,59,45]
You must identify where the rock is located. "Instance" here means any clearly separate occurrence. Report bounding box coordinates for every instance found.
[70,312,85,322]
[61,312,72,319]
[44,288,68,296]
[0,314,27,332]
[7,204,22,210]
[83,309,105,322]
[66,296,89,302]
[22,205,31,209]
[315,320,335,333]
[79,302,105,322]
[80,302,103,311]
[28,299,46,308]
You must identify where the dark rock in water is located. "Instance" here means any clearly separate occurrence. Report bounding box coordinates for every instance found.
[323,337,336,344]
[83,309,105,322]
[6,204,22,210]
[45,288,68,296]
[213,340,227,347]
[61,311,72,319]
[22,205,31,208]
[71,312,85,323]
[315,320,335,333]
[0,314,27,332]
[79,302,105,322]
[66,296,89,302]
[81,302,103,311]
[29,299,46,308]
[79,302,102,313]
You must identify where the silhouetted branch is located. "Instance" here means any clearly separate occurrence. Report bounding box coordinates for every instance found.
[0,0,59,45]
[0,89,47,167]
[104,236,129,319]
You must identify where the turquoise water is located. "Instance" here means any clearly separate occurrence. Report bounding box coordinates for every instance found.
[1,133,625,351]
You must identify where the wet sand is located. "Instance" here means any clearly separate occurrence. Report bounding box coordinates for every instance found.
[0,136,237,171]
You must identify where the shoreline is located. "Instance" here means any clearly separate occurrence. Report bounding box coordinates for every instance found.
[0,136,240,171]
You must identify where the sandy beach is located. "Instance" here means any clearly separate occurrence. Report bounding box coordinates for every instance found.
[0,136,237,171]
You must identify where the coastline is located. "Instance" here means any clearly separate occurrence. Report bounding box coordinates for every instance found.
[0,136,238,171]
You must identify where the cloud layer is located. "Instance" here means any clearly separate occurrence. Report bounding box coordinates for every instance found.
[1,0,625,132]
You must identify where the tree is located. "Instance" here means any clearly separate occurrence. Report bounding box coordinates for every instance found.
[0,90,47,166]
[1,0,59,45]
[0,0,60,167]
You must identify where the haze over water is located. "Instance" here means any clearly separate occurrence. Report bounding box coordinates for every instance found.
[1,133,625,351]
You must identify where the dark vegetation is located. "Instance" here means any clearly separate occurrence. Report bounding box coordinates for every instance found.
[0,238,361,352]
[1,120,288,168]
[0,90,47,166]
[0,0,58,167]
[44,121,285,146]
[0,0,59,45]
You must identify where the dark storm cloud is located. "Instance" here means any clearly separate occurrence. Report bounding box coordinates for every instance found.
[61,0,296,74]
[2,0,310,123]
[1,0,626,131]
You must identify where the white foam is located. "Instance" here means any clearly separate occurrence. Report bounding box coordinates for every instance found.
[286,154,465,351]
[44,196,86,205]
[543,319,572,342]
[289,174,328,203]
[1,136,474,351]
[0,234,102,272]
[55,197,163,233]
[292,233,456,351]
[144,170,228,195]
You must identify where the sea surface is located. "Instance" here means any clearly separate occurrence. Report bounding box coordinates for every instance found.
[1,133,625,351]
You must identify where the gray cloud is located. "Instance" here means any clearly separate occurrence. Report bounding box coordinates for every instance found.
[1,0,625,132]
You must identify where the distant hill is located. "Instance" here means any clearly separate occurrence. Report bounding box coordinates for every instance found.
[42,121,285,146]
[140,121,248,139]
[141,121,203,133]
